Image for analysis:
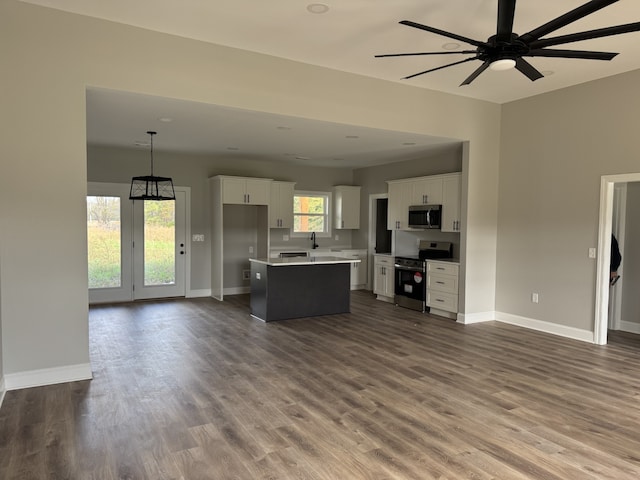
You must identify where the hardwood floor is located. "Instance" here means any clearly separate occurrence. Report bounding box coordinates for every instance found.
[2,292,640,479]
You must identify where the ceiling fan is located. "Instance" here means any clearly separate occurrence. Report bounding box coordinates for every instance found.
[376,0,640,86]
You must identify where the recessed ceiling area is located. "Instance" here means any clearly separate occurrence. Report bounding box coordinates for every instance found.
[86,88,462,168]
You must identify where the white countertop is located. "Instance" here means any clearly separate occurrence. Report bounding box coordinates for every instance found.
[251,256,361,266]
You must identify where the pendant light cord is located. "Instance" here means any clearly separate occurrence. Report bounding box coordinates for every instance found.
[147,130,156,177]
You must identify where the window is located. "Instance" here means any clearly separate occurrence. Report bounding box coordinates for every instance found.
[293,191,331,237]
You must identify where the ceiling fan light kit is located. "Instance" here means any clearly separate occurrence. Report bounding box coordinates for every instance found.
[376,0,640,86]
[490,58,516,70]
[129,131,176,201]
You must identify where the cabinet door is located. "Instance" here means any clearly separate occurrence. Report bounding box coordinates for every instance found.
[334,186,361,229]
[387,181,412,230]
[441,174,461,232]
[221,177,248,204]
[384,266,395,296]
[270,181,295,228]
[412,178,443,205]
[245,178,271,205]
[374,256,394,296]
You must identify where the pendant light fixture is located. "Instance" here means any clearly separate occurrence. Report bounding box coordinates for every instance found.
[129,131,175,201]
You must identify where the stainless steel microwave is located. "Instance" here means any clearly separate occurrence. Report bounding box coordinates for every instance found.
[408,204,442,229]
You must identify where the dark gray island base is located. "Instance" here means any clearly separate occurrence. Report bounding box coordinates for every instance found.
[250,257,356,322]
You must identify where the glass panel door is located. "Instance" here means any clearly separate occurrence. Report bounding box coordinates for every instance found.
[87,183,133,303]
[87,183,187,304]
[133,190,186,300]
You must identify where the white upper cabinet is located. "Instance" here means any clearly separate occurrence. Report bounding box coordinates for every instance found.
[388,172,462,231]
[441,173,461,232]
[411,177,443,205]
[333,185,361,229]
[386,180,412,230]
[220,176,272,205]
[269,181,295,229]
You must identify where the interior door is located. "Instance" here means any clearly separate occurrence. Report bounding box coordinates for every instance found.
[133,190,187,300]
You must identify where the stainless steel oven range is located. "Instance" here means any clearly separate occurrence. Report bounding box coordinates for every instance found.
[394,241,453,312]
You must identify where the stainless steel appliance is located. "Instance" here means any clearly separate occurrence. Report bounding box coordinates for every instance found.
[394,241,453,312]
[408,204,442,229]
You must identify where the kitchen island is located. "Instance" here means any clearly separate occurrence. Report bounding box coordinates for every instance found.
[249,256,359,322]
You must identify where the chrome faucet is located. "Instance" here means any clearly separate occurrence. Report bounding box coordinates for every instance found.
[311,232,319,249]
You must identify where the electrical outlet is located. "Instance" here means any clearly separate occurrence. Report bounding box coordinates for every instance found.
[532,292,539,303]
[283,234,289,241]
[249,246,254,254]
[588,248,596,259]
[242,270,250,280]
[335,234,339,241]
[192,234,205,242]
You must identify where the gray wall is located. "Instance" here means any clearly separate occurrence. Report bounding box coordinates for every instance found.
[499,69,640,331]
[622,183,640,325]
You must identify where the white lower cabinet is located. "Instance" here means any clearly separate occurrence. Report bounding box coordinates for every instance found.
[374,254,395,302]
[342,250,367,290]
[426,261,459,318]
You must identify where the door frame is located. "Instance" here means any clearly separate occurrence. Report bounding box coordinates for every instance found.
[595,173,640,344]
[368,193,389,291]
[87,182,191,304]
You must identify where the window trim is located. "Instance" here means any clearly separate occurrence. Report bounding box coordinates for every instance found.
[292,190,332,238]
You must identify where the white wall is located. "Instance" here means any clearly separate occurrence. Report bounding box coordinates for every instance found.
[1,0,500,385]
[498,69,640,335]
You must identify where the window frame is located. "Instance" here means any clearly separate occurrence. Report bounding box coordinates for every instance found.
[292,190,332,238]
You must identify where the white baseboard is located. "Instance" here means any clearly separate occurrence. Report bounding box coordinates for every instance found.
[0,376,5,410]
[187,289,211,298]
[4,363,93,391]
[457,311,496,324]
[495,311,594,343]
[618,320,640,335]
[223,286,250,296]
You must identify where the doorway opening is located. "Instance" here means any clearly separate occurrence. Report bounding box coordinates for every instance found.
[595,173,640,344]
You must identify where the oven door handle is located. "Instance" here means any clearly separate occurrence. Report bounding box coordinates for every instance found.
[394,264,424,272]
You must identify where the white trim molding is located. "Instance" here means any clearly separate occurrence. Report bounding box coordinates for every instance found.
[618,321,640,335]
[4,363,93,391]
[187,289,212,298]
[457,311,496,324]
[0,377,6,410]
[495,312,593,343]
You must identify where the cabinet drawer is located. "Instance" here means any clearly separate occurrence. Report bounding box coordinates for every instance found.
[375,255,394,267]
[427,262,459,276]
[427,273,458,294]
[427,291,458,313]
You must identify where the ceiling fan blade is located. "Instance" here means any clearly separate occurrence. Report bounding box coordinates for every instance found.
[519,0,618,43]
[496,0,516,41]
[460,61,491,86]
[529,22,640,49]
[376,50,477,58]
[403,56,479,80]
[526,49,618,60]
[400,20,486,48]
[515,58,544,82]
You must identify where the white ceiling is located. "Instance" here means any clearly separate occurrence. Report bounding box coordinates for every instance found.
[30,0,640,166]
